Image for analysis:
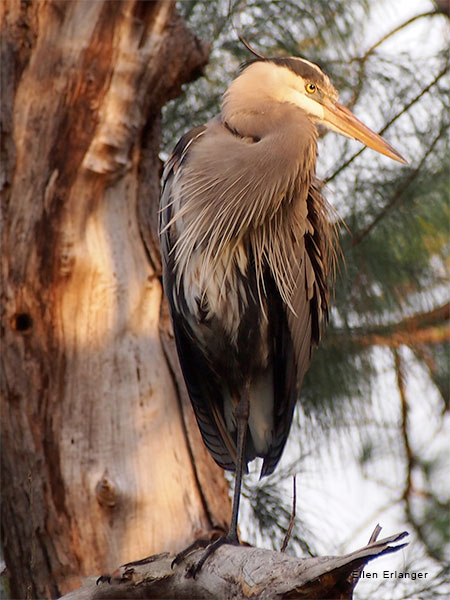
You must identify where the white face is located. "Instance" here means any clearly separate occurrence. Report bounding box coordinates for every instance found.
[223,59,406,163]
[278,80,325,121]
[241,60,335,124]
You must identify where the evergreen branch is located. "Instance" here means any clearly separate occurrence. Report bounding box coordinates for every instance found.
[330,303,450,348]
[353,325,449,348]
[396,303,450,330]
[325,63,449,185]
[351,123,448,246]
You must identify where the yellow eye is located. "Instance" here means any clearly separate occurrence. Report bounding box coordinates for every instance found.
[306,83,316,94]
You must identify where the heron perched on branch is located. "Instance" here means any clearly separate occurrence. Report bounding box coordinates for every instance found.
[160,51,406,573]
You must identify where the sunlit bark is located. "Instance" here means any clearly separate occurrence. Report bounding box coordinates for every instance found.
[0,1,230,597]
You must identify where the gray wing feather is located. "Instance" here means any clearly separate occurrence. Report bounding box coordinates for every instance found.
[262,183,333,476]
[287,182,333,386]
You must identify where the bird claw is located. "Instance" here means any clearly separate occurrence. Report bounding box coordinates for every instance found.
[174,535,240,579]
[171,538,211,569]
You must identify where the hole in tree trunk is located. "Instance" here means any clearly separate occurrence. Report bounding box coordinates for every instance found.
[11,313,33,333]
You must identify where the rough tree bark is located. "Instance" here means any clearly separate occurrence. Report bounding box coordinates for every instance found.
[1,1,231,598]
[61,528,409,600]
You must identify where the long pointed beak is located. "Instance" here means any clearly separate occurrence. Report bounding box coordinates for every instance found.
[323,102,407,164]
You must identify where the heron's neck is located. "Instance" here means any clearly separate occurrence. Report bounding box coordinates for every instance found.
[222,89,318,186]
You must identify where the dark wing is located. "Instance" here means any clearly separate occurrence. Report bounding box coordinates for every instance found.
[168,310,238,471]
[260,271,298,477]
[262,182,333,477]
[159,124,238,472]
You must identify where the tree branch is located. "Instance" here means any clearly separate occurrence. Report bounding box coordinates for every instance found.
[355,12,439,66]
[412,345,449,410]
[394,348,413,501]
[354,325,450,348]
[60,529,409,600]
[346,11,441,111]
[280,475,297,553]
[330,303,450,349]
[394,349,444,563]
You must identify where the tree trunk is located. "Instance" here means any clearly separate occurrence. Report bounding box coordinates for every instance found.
[0,1,230,597]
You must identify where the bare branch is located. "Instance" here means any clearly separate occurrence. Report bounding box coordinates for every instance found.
[394,348,445,563]
[356,12,439,65]
[346,11,440,111]
[412,345,449,410]
[60,530,409,600]
[394,348,413,501]
[281,475,297,553]
[350,524,383,583]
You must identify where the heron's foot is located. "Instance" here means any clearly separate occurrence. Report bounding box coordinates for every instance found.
[171,527,225,569]
[172,533,240,579]
[189,535,240,578]
[171,538,211,569]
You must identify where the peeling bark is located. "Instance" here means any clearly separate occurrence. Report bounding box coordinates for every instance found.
[59,529,409,600]
[0,1,231,598]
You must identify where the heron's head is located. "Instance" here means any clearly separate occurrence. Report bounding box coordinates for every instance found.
[224,57,407,164]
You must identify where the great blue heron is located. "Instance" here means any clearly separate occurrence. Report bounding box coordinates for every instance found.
[160,54,406,573]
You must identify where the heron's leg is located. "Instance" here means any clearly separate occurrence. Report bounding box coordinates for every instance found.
[172,385,250,577]
[185,385,250,577]
[228,383,250,541]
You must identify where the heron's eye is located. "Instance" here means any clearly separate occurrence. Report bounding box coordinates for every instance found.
[305,83,316,94]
